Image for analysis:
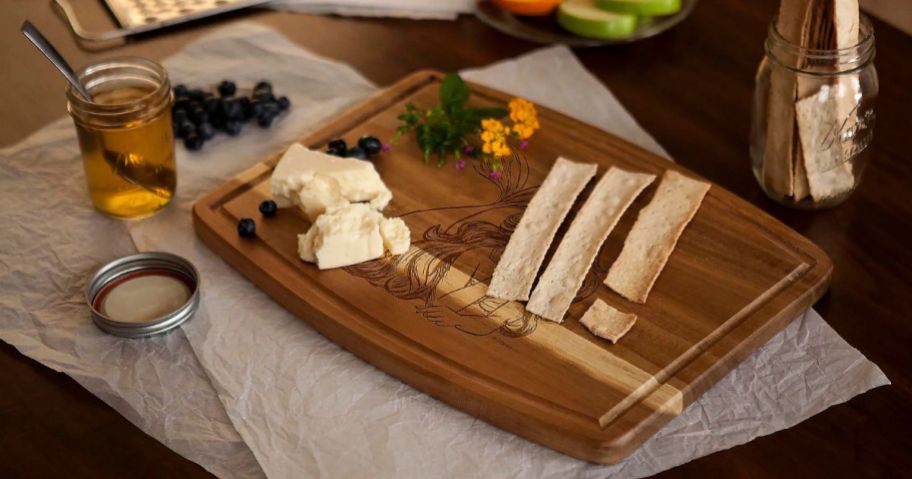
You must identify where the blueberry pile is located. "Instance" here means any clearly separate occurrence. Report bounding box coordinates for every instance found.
[172,80,291,151]
[325,136,384,160]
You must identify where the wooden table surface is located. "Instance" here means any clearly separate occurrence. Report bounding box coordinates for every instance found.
[1,0,910,477]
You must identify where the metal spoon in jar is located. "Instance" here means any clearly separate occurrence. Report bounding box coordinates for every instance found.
[20,21,174,197]
[20,21,91,100]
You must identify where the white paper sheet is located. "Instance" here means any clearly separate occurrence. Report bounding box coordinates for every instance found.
[0,22,889,479]
[0,118,263,479]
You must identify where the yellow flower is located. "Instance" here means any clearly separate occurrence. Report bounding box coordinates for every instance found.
[481,118,511,158]
[508,97,540,140]
[482,118,504,134]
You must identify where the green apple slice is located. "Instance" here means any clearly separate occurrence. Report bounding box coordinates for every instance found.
[595,0,681,16]
[558,0,638,40]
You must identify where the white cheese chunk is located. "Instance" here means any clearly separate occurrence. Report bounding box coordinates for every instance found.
[297,204,412,270]
[297,175,347,221]
[297,226,318,263]
[271,143,392,220]
[298,204,384,269]
[380,217,411,255]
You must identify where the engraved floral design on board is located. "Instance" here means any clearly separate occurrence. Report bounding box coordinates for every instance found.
[344,154,607,338]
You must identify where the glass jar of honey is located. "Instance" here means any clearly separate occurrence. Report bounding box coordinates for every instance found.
[67,57,176,219]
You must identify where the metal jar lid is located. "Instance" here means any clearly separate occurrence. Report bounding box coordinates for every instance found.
[86,252,200,338]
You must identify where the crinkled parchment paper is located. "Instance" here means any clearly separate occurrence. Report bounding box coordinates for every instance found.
[0,118,263,479]
[0,22,888,479]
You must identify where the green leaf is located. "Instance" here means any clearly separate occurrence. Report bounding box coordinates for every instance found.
[469,107,508,119]
[394,73,521,168]
[463,107,508,128]
[439,73,470,112]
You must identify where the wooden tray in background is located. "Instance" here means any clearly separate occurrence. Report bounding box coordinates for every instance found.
[193,71,831,463]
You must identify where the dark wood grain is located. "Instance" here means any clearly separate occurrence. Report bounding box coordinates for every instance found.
[1,0,910,477]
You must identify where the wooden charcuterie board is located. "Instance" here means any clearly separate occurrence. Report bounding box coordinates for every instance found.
[193,71,831,463]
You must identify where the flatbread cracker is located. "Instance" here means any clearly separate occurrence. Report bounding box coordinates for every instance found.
[527,167,655,323]
[604,170,710,304]
[796,90,856,202]
[487,157,597,301]
[793,144,811,201]
[792,0,859,203]
[579,299,637,343]
[761,0,815,198]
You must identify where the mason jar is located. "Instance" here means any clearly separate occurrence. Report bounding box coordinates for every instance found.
[67,57,176,219]
[750,14,877,209]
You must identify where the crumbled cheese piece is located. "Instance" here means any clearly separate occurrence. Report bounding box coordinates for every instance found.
[380,217,411,255]
[271,143,392,220]
[297,204,411,270]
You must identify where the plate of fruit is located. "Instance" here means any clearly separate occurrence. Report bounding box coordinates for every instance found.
[476,0,697,46]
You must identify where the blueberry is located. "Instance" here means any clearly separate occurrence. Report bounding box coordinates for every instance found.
[198,122,216,140]
[246,99,264,120]
[173,84,189,98]
[345,146,367,160]
[239,97,251,117]
[223,120,243,136]
[327,139,347,156]
[221,98,244,121]
[172,108,188,124]
[190,106,209,125]
[276,96,291,111]
[184,133,204,151]
[173,96,191,111]
[259,200,278,217]
[189,89,205,102]
[210,113,226,129]
[178,120,196,138]
[253,81,272,95]
[256,113,275,128]
[237,218,256,238]
[358,136,383,156]
[218,80,236,97]
[203,97,220,115]
[262,101,280,116]
[254,91,275,103]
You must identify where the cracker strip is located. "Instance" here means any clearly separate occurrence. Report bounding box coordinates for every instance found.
[604,170,710,304]
[796,92,856,202]
[527,167,655,322]
[761,0,815,198]
[487,157,597,301]
[579,299,637,343]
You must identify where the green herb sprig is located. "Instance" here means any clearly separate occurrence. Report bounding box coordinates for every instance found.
[393,73,507,167]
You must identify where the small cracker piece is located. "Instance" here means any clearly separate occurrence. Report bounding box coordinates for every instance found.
[527,167,655,323]
[487,157,597,301]
[604,170,710,304]
[579,299,637,343]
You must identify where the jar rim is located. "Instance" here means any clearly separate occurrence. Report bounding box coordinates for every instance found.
[766,13,875,72]
[66,56,170,118]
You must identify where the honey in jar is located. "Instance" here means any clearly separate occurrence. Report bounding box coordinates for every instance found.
[67,58,176,219]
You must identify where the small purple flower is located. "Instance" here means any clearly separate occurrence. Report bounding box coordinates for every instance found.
[489,170,502,180]
[519,139,529,151]
[455,159,466,170]
[381,143,392,153]
[463,145,475,155]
